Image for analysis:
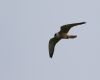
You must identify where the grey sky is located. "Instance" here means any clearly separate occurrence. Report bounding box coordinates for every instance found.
[0,0,100,80]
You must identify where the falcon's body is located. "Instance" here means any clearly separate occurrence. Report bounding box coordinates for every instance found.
[49,22,86,58]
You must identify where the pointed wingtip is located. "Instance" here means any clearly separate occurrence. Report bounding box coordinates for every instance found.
[49,55,53,58]
[78,22,86,25]
[82,22,86,24]
[49,53,53,58]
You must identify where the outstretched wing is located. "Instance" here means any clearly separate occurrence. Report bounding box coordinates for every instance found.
[59,22,86,34]
[49,37,61,58]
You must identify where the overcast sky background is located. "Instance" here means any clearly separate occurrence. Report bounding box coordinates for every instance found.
[0,0,100,80]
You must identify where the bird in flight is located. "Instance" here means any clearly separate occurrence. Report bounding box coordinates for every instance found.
[48,22,86,58]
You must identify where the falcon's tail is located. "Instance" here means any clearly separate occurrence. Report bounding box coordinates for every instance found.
[67,35,77,39]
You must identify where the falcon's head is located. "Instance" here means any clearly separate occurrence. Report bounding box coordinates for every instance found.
[54,33,60,38]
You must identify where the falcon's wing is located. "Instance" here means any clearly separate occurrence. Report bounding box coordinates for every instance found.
[59,22,86,33]
[49,37,61,58]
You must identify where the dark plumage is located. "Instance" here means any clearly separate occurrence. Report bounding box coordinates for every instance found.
[49,22,86,58]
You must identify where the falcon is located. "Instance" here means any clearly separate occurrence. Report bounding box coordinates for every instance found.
[48,22,86,58]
